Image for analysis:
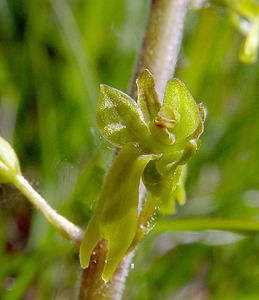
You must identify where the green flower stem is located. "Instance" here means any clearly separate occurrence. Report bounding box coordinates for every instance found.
[130,0,189,100]
[13,174,83,245]
[154,218,259,234]
[78,1,190,300]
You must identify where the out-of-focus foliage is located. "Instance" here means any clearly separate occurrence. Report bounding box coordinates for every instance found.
[212,0,259,62]
[0,0,259,299]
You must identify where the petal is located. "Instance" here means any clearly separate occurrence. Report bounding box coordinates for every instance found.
[137,69,161,124]
[162,79,201,144]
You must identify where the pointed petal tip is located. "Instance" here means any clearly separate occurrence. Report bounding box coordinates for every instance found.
[137,68,154,84]
[101,274,109,284]
[102,263,115,283]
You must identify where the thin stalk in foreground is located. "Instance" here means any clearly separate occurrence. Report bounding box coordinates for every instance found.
[13,174,83,245]
[154,218,259,234]
[78,1,190,299]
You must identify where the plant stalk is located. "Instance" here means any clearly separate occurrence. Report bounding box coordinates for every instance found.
[129,0,190,101]
[13,174,83,245]
[78,1,190,299]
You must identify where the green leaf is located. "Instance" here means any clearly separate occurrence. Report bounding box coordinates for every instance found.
[97,84,151,146]
[136,69,161,124]
[79,143,156,281]
[0,137,21,183]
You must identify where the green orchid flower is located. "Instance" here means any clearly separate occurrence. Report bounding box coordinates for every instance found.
[79,69,206,282]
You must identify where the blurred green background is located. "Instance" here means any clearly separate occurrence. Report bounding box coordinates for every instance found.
[0,1,259,299]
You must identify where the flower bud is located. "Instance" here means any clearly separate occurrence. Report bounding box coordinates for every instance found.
[0,137,21,183]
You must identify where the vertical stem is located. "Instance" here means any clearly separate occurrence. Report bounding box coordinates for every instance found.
[79,241,134,300]
[129,0,190,101]
[78,1,189,299]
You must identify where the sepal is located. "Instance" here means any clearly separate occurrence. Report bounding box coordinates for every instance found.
[97,84,151,146]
